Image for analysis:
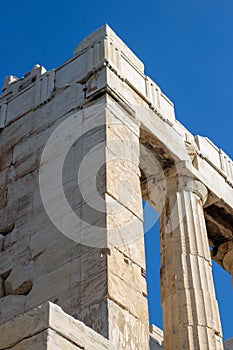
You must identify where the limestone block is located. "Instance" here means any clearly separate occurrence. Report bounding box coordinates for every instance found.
[0,302,51,349]
[79,270,107,310]
[25,262,72,310]
[32,237,78,276]
[8,331,48,350]
[58,212,92,248]
[106,101,140,138]
[77,300,109,338]
[149,325,163,350]
[121,54,146,96]
[75,24,144,72]
[79,199,106,227]
[48,302,114,350]
[0,295,26,325]
[82,96,106,130]
[106,194,145,257]
[16,208,51,245]
[108,299,149,350]
[106,116,140,166]
[219,149,233,182]
[82,123,106,155]
[34,69,55,106]
[108,271,148,322]
[0,112,34,157]
[6,172,35,212]
[0,301,113,350]
[25,247,107,314]
[55,53,94,89]
[85,68,106,98]
[6,86,36,124]
[108,247,147,294]
[12,149,38,180]
[47,329,82,350]
[145,77,161,109]
[32,185,79,227]
[30,226,63,259]
[106,153,143,220]
[104,39,121,72]
[195,135,221,170]
[159,92,175,125]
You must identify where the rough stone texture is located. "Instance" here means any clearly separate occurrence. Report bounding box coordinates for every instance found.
[0,24,232,349]
[0,302,114,350]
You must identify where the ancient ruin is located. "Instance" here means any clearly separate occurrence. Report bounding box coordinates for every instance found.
[0,25,232,349]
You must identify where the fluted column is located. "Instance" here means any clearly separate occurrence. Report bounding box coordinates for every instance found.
[160,175,223,350]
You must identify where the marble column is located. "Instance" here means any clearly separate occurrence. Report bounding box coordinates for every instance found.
[160,175,223,350]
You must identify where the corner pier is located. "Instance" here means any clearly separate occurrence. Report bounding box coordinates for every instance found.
[0,24,232,349]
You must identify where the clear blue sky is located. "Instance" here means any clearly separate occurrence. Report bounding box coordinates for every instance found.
[1,0,232,341]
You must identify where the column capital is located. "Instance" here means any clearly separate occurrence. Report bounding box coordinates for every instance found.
[166,175,208,204]
[212,241,233,275]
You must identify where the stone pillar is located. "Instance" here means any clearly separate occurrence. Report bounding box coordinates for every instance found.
[160,175,223,350]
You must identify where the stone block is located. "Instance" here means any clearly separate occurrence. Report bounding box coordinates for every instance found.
[25,261,72,311]
[55,54,92,89]
[6,86,35,124]
[0,295,26,325]
[108,270,148,322]
[8,331,48,350]
[106,194,145,255]
[78,300,109,338]
[47,329,82,350]
[108,299,149,350]
[0,147,13,172]
[149,325,163,350]
[159,92,175,124]
[108,246,147,294]
[106,153,143,220]
[30,225,63,259]
[0,302,113,350]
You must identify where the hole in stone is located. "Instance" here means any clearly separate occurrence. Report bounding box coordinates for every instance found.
[15,280,33,296]
[0,223,15,236]
[31,76,37,83]
[1,269,12,280]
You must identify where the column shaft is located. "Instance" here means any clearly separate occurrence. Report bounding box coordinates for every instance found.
[160,176,223,350]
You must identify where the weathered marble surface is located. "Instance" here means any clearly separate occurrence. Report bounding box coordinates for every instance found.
[0,24,232,350]
[0,302,114,350]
